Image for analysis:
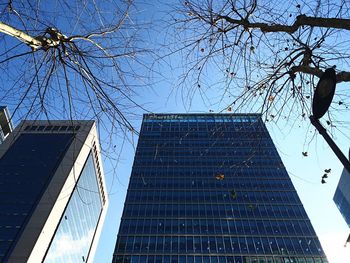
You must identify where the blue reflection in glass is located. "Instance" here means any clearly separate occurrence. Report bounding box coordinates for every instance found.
[44,153,102,262]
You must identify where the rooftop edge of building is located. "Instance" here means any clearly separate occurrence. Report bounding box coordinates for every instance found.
[143,113,262,122]
[144,113,261,117]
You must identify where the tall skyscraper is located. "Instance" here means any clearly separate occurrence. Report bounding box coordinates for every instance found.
[0,120,108,263]
[333,156,350,228]
[113,113,327,263]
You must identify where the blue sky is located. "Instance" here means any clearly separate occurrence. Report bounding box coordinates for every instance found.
[93,1,350,262]
[93,78,350,263]
[1,0,350,262]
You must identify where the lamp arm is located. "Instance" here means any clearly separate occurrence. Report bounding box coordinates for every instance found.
[310,116,350,173]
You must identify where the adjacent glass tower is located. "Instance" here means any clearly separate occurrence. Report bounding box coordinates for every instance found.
[333,163,350,228]
[113,114,327,263]
[0,120,108,263]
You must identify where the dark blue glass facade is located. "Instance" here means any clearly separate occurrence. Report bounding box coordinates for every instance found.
[113,114,328,263]
[0,133,73,262]
[333,168,350,228]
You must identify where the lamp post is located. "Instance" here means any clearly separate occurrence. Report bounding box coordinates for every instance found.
[310,68,350,173]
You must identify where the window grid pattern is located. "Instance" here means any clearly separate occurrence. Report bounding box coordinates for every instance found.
[113,114,328,263]
[333,168,350,228]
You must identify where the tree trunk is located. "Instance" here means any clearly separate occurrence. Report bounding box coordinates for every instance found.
[0,22,42,50]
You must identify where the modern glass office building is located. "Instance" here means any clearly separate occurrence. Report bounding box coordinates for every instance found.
[112,114,327,263]
[0,120,108,263]
[333,164,350,228]
[113,113,328,263]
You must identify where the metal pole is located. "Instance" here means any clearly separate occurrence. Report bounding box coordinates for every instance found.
[310,115,350,174]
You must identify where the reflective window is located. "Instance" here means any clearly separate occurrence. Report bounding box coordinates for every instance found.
[44,153,102,262]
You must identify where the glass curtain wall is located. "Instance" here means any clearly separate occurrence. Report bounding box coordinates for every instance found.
[113,114,328,263]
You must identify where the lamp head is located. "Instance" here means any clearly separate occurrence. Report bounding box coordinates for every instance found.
[312,68,337,119]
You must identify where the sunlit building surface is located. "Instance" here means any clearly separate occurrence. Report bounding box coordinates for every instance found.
[0,106,13,144]
[0,120,108,263]
[113,113,327,263]
[334,165,350,228]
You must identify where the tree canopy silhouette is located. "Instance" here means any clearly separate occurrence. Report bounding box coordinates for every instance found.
[0,0,149,135]
[170,0,350,122]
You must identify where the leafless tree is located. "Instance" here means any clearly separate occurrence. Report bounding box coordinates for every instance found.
[0,0,151,142]
[169,0,350,124]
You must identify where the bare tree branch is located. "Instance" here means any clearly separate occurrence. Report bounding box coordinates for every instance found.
[0,0,151,136]
[167,0,350,122]
[217,14,350,34]
[0,21,43,50]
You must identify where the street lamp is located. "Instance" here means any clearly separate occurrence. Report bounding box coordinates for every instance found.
[310,68,350,174]
[312,68,337,119]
